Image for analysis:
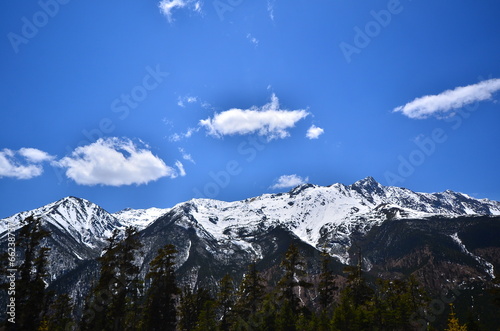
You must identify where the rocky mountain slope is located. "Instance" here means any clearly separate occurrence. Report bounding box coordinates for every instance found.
[1,177,499,311]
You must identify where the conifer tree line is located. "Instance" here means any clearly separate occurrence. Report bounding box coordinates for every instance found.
[2,216,499,330]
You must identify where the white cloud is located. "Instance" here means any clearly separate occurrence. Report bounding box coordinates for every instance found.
[306,125,324,139]
[158,0,201,23]
[179,147,195,164]
[169,133,181,142]
[267,0,275,20]
[193,1,202,12]
[175,160,186,177]
[56,138,176,186]
[201,101,212,109]
[19,148,55,163]
[394,78,500,119]
[169,127,198,142]
[246,33,259,46]
[177,95,198,107]
[270,174,309,190]
[0,148,54,179]
[200,94,309,140]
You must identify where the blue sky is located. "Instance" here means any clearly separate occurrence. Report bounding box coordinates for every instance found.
[1,0,500,218]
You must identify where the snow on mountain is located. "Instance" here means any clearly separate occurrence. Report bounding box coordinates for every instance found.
[2,177,499,262]
[0,196,121,248]
[113,207,170,230]
[168,177,500,263]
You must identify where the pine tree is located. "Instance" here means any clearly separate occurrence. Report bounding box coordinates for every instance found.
[251,294,278,331]
[445,304,468,331]
[44,293,75,331]
[331,249,373,331]
[15,216,50,331]
[110,227,142,330]
[81,229,120,331]
[234,262,266,323]
[179,286,212,331]
[343,249,373,308]
[318,250,338,313]
[194,300,217,331]
[81,227,142,331]
[217,273,236,331]
[317,250,337,331]
[142,243,179,331]
[276,243,312,331]
[37,318,49,331]
[372,278,416,330]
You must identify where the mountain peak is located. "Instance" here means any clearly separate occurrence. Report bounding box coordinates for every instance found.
[351,176,382,190]
[355,176,378,185]
[288,183,315,196]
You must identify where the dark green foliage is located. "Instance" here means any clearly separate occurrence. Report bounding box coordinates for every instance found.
[43,293,76,331]
[242,294,278,331]
[6,220,493,331]
[277,243,312,313]
[332,251,374,331]
[273,243,313,331]
[318,249,338,313]
[193,300,217,331]
[233,262,266,322]
[82,227,142,331]
[371,276,429,330]
[216,274,236,331]
[15,216,50,330]
[179,286,212,330]
[142,243,179,331]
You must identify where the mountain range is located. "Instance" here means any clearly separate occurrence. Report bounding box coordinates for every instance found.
[1,176,500,320]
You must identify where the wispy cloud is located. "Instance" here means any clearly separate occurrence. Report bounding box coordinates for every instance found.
[246,33,259,46]
[0,148,55,179]
[270,174,309,190]
[169,127,198,142]
[56,138,176,186]
[177,95,198,107]
[394,78,500,119]
[200,94,309,140]
[158,0,202,23]
[179,147,195,164]
[306,125,324,139]
[267,0,275,20]
[175,160,186,177]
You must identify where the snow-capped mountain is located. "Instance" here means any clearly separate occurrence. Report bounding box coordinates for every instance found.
[163,176,500,263]
[0,196,121,249]
[112,207,170,230]
[2,177,499,260]
[1,177,499,316]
